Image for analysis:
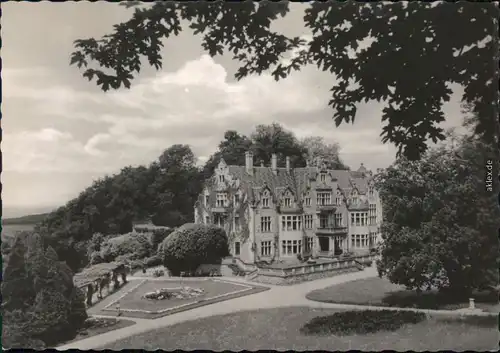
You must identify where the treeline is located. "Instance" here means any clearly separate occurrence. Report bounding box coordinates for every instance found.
[34,123,348,272]
[2,213,51,225]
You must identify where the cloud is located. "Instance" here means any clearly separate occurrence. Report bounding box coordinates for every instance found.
[4,55,331,175]
[3,53,466,208]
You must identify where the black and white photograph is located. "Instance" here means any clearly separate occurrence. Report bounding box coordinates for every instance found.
[2,1,499,351]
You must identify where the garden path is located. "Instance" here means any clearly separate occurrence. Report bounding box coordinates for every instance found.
[57,266,494,351]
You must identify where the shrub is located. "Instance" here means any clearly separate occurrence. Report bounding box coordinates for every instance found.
[144,254,163,268]
[161,223,230,276]
[361,259,373,267]
[341,251,354,258]
[300,310,426,336]
[100,232,152,262]
[90,251,104,265]
[150,227,175,250]
[153,269,165,277]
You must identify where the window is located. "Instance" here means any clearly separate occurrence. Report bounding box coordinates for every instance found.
[261,241,272,256]
[260,216,272,232]
[205,194,210,206]
[219,175,225,183]
[361,234,369,247]
[304,197,311,207]
[361,213,367,226]
[369,186,374,197]
[281,215,302,231]
[319,214,331,229]
[216,193,228,207]
[214,214,225,228]
[336,195,342,205]
[351,212,368,226]
[351,234,369,248]
[284,197,292,207]
[304,214,314,229]
[234,194,240,206]
[205,216,210,224]
[334,213,343,227]
[281,240,302,255]
[305,237,314,252]
[369,204,376,225]
[261,196,269,207]
[234,241,241,255]
[320,173,326,182]
[317,192,332,206]
[234,216,241,231]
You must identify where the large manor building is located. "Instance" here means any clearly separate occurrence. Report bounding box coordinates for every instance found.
[194,151,383,264]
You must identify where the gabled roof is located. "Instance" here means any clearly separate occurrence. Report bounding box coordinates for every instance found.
[224,165,371,203]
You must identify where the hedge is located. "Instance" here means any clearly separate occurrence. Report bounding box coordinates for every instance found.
[300,310,426,336]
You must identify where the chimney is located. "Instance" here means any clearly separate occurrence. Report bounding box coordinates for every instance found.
[271,153,278,175]
[286,156,291,172]
[245,151,253,175]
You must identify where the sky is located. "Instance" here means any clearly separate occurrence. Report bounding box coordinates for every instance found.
[2,2,467,217]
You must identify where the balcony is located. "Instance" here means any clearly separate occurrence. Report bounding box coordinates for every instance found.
[316,226,348,235]
[317,204,336,212]
[211,205,229,213]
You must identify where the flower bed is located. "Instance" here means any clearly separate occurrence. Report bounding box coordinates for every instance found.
[142,286,205,300]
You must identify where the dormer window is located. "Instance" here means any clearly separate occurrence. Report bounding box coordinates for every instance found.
[262,197,269,207]
[320,173,326,182]
[233,193,240,206]
[284,197,291,207]
[336,190,342,205]
[219,175,225,183]
[317,192,331,206]
[216,193,228,207]
[205,194,210,206]
[304,197,311,207]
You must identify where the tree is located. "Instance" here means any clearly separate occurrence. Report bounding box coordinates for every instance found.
[35,144,204,271]
[151,144,204,226]
[300,136,349,169]
[250,122,307,168]
[70,2,499,160]
[203,130,252,178]
[1,235,36,312]
[375,132,499,296]
[1,232,88,349]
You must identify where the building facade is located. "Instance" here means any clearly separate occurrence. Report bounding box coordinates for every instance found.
[194,151,383,264]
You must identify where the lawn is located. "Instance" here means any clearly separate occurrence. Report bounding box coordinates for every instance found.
[100,278,268,319]
[55,317,136,347]
[306,276,500,312]
[102,306,499,351]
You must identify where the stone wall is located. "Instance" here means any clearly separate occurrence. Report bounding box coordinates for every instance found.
[253,266,360,285]
[252,254,376,285]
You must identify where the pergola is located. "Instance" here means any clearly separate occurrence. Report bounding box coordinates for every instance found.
[74,261,128,306]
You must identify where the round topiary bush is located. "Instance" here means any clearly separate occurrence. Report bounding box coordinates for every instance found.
[300,310,426,336]
[161,223,230,276]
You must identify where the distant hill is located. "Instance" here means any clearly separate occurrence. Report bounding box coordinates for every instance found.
[2,213,50,225]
